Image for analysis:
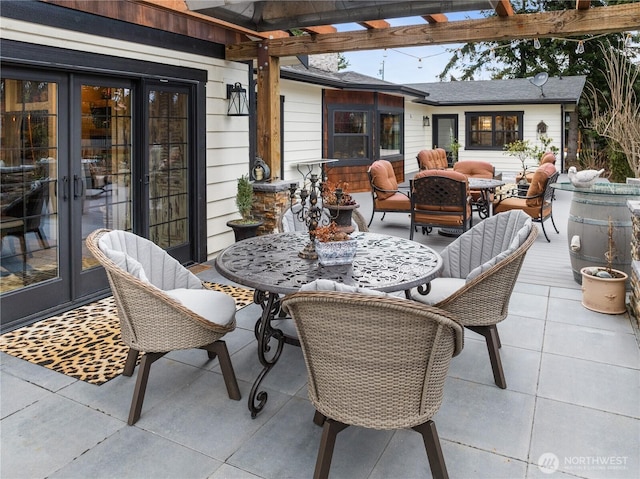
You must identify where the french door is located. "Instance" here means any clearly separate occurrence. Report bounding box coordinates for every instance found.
[432,114,459,167]
[1,70,196,330]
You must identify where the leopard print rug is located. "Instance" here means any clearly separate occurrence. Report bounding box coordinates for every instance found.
[0,282,254,385]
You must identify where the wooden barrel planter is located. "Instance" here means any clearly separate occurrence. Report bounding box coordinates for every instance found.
[567,183,640,289]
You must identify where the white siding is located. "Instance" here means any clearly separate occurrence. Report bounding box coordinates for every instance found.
[280,79,324,185]
[404,102,430,175]
[1,17,251,255]
[421,104,564,175]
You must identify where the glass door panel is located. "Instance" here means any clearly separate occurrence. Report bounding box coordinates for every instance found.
[148,89,189,249]
[1,78,59,294]
[433,115,458,167]
[79,84,132,272]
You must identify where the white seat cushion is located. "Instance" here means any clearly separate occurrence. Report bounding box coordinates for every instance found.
[164,289,236,326]
[300,279,389,297]
[411,278,466,305]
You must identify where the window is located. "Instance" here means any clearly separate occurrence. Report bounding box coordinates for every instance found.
[466,112,523,149]
[332,110,369,160]
[379,112,402,157]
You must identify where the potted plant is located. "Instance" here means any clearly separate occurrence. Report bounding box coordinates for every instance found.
[580,216,628,314]
[322,180,359,234]
[226,175,264,241]
[449,138,461,165]
[313,221,357,266]
[504,139,534,196]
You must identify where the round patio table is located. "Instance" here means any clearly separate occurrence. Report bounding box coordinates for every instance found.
[216,231,443,417]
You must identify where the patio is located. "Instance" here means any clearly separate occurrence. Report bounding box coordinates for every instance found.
[1,175,639,479]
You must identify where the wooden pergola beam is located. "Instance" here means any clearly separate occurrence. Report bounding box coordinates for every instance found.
[576,0,591,10]
[492,0,515,17]
[422,14,448,24]
[301,25,337,34]
[226,3,640,60]
[358,20,391,29]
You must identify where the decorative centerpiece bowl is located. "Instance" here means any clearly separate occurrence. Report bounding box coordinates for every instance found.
[314,222,357,266]
[314,238,357,266]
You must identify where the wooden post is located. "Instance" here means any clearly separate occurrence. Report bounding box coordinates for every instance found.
[256,41,281,180]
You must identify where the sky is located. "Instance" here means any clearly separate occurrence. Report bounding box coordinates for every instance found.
[336,12,488,85]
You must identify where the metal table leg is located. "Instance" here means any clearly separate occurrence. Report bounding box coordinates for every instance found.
[248,289,298,418]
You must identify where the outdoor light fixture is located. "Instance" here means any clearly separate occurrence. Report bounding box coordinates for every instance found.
[227,82,249,116]
[423,116,430,127]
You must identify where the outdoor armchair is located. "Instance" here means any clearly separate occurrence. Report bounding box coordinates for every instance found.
[410,169,472,239]
[515,152,557,184]
[367,159,411,227]
[453,160,497,216]
[494,167,559,241]
[411,210,538,389]
[417,148,450,170]
[282,287,463,479]
[86,229,241,425]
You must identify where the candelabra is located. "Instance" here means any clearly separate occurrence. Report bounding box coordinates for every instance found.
[288,174,343,259]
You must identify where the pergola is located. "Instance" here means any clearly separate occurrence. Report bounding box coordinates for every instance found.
[46,0,640,175]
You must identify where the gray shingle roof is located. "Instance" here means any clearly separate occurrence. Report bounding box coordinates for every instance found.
[281,64,586,105]
[407,76,586,105]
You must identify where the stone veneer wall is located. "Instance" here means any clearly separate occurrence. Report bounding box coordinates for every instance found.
[252,180,292,235]
[628,200,640,326]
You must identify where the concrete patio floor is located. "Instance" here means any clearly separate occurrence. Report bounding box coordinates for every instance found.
[1,175,639,478]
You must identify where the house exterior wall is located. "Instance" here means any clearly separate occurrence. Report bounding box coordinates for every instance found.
[404,102,430,175]
[0,17,250,256]
[280,79,324,183]
[418,103,564,175]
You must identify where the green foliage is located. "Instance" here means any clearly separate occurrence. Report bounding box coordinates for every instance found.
[337,53,350,71]
[450,138,461,162]
[608,149,634,183]
[504,139,534,181]
[530,135,559,162]
[437,1,638,126]
[235,175,255,221]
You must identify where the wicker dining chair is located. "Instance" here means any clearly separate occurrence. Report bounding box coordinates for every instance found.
[281,291,463,479]
[86,228,241,425]
[411,210,538,389]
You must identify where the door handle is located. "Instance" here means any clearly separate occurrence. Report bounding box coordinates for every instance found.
[73,174,84,199]
[62,176,69,201]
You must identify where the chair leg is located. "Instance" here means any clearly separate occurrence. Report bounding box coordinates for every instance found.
[35,228,50,249]
[367,210,374,227]
[314,418,349,479]
[122,348,139,377]
[540,219,551,242]
[467,325,506,389]
[128,351,164,425]
[413,420,449,479]
[550,212,559,234]
[313,410,326,427]
[18,235,28,262]
[204,341,241,401]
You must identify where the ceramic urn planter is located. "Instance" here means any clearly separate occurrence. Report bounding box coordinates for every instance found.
[580,267,628,315]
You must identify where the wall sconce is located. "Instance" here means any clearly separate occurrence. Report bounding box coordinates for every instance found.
[565,113,571,123]
[422,116,430,127]
[227,82,249,116]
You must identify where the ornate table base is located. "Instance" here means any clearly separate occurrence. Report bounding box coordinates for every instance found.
[249,289,299,418]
